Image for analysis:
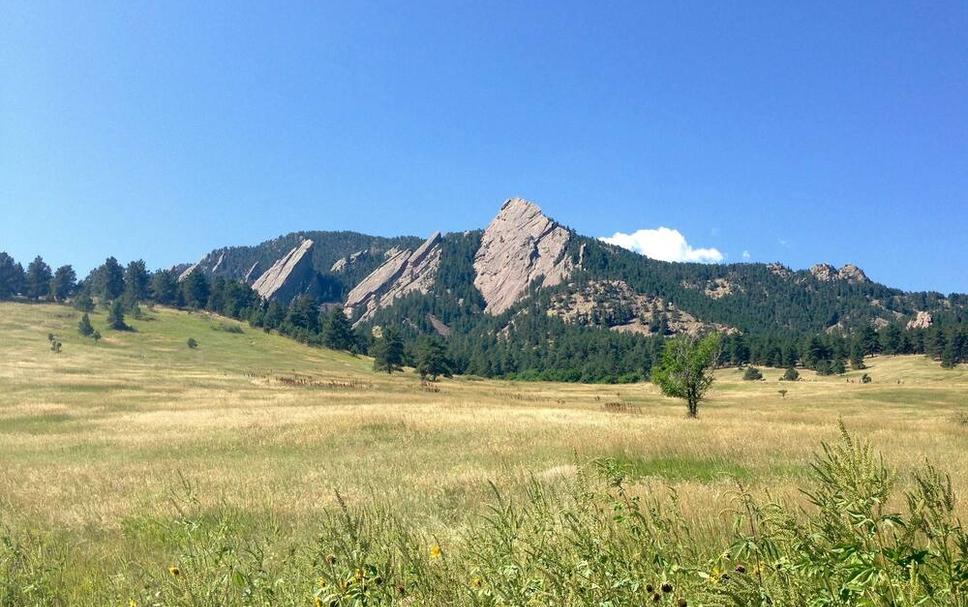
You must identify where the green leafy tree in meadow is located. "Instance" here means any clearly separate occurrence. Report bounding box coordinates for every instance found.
[0,252,25,299]
[321,307,355,351]
[415,336,453,381]
[372,327,405,374]
[25,256,52,300]
[106,300,127,330]
[77,313,94,337]
[651,333,721,418]
[782,366,800,381]
[50,265,76,302]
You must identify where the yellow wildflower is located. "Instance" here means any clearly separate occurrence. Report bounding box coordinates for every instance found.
[168,565,180,577]
[429,544,442,559]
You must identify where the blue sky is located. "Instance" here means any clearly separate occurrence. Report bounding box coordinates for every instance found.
[1,2,966,293]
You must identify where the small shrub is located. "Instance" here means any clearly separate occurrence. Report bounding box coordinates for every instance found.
[742,366,763,380]
[78,313,94,337]
[92,330,101,344]
[213,322,244,334]
[861,373,872,384]
[778,389,787,399]
[187,337,198,349]
[50,340,62,353]
[782,367,800,381]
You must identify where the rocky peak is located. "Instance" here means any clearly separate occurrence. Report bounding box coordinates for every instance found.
[473,197,573,315]
[810,262,869,284]
[766,262,792,279]
[251,239,317,301]
[344,232,443,324]
[810,263,838,282]
[837,264,869,283]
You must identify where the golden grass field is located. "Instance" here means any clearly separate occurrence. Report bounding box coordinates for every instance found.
[0,302,966,603]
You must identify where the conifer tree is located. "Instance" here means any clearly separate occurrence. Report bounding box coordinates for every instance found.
[416,336,453,381]
[25,256,52,300]
[321,307,355,351]
[372,327,405,374]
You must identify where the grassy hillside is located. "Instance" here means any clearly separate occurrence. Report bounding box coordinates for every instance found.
[1,303,966,605]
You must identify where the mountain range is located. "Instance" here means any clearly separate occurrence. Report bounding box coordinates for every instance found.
[175,197,965,343]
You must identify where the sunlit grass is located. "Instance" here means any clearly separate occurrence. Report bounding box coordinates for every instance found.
[0,302,965,603]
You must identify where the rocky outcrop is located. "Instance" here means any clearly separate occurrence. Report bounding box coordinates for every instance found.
[330,250,367,273]
[906,310,933,330]
[838,264,869,283]
[547,280,736,336]
[251,239,317,301]
[344,232,443,324]
[243,262,260,284]
[767,262,792,279]
[810,263,838,282]
[810,263,869,283]
[473,198,573,315]
[178,249,234,282]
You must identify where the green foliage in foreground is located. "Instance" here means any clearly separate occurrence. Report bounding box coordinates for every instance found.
[653,333,722,417]
[2,427,965,606]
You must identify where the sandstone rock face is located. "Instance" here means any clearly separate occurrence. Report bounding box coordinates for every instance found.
[178,249,233,282]
[767,262,792,279]
[811,262,869,283]
[810,263,838,282]
[344,232,443,324]
[243,262,260,284]
[330,250,367,273]
[473,198,573,315]
[906,310,933,330]
[547,280,736,336]
[838,264,869,283]
[251,239,317,301]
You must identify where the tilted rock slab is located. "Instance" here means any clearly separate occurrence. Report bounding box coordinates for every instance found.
[344,232,443,324]
[473,197,573,315]
[251,238,316,301]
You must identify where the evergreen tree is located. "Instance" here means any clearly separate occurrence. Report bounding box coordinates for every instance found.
[372,327,405,374]
[181,270,210,309]
[25,256,52,300]
[859,325,880,356]
[77,313,95,337]
[96,257,125,301]
[263,301,286,331]
[149,270,180,305]
[0,252,25,299]
[849,338,866,370]
[122,259,150,305]
[415,336,453,381]
[106,300,127,330]
[74,293,95,313]
[880,324,902,355]
[651,333,721,418]
[50,265,76,302]
[321,307,355,351]
[782,367,800,381]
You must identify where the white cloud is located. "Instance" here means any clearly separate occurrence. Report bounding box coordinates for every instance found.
[599,227,725,263]
[742,250,751,261]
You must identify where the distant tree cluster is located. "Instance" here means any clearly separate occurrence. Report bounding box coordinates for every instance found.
[1,243,966,381]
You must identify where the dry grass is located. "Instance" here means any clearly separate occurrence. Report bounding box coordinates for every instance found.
[1,302,966,586]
